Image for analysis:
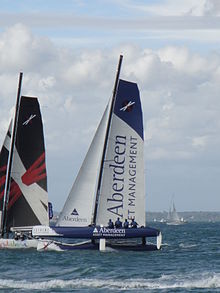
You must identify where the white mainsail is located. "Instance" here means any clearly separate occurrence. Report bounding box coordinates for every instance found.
[95,79,146,226]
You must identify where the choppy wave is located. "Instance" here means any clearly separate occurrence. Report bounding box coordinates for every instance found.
[1,273,220,290]
[179,243,198,248]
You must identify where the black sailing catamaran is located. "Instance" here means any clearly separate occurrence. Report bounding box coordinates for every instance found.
[0,73,49,248]
[33,56,162,251]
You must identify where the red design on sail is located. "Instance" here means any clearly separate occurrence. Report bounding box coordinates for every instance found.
[0,166,7,173]
[0,169,22,209]
[8,181,22,209]
[0,165,7,200]
[21,152,46,186]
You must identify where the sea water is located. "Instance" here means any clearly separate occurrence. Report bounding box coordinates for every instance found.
[0,222,219,292]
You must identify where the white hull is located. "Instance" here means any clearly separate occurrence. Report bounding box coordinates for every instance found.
[0,238,38,249]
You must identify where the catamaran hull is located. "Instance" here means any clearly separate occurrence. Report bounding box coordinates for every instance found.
[33,226,162,252]
[0,238,38,249]
[33,225,160,239]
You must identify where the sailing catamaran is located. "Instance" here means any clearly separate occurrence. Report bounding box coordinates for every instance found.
[0,73,49,248]
[33,56,162,251]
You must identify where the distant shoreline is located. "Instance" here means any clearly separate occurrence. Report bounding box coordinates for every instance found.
[146,211,220,222]
[52,211,220,223]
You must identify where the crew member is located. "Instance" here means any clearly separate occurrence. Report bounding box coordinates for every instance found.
[115,217,122,228]
[131,218,138,228]
[123,219,129,229]
[108,219,114,228]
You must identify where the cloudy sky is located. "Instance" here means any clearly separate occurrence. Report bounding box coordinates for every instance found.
[1,0,220,212]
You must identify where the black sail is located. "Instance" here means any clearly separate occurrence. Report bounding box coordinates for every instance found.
[0,96,49,231]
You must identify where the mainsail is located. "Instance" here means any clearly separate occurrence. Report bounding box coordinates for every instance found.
[96,79,145,226]
[0,96,49,232]
[57,64,145,227]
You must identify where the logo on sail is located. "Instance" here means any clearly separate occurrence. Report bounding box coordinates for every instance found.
[71,208,79,216]
[63,208,88,223]
[120,100,135,112]
[23,114,36,126]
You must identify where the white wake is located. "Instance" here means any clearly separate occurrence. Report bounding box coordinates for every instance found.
[0,272,219,290]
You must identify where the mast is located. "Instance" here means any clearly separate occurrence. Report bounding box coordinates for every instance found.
[0,72,23,237]
[92,55,123,225]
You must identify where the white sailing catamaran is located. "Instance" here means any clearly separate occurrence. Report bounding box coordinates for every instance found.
[0,73,49,248]
[33,55,162,251]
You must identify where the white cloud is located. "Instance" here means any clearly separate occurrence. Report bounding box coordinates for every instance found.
[0,23,55,73]
[192,136,208,148]
[138,0,206,16]
[203,0,220,16]
[121,0,220,17]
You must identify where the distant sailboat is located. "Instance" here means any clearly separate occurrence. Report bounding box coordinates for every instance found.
[0,73,49,248]
[167,199,185,225]
[33,55,162,251]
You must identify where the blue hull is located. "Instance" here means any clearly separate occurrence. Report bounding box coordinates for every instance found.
[50,226,160,239]
[35,226,161,251]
